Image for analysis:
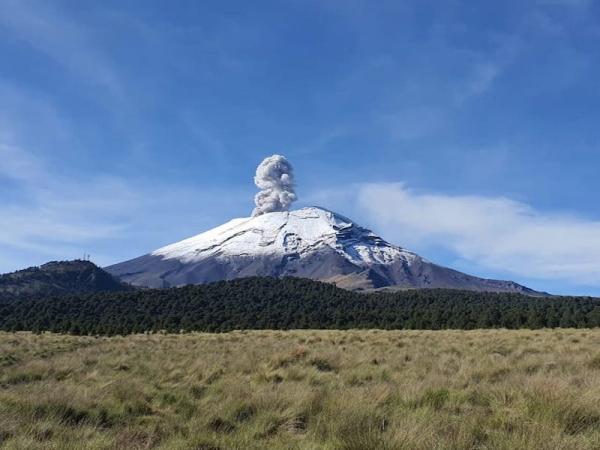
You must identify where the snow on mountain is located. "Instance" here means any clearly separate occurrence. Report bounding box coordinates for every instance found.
[153,207,416,267]
[106,206,541,294]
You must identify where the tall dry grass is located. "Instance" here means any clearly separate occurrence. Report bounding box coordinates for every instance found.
[1,329,600,449]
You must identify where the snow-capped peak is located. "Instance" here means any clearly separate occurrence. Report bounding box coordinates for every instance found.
[108,205,539,293]
[152,206,416,267]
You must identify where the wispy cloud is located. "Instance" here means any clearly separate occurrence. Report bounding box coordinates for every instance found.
[0,140,135,252]
[0,0,125,102]
[383,106,446,141]
[356,183,600,286]
[0,142,44,183]
[294,128,348,155]
[0,138,250,271]
[454,62,501,105]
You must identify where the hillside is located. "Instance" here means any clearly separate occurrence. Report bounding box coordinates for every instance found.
[0,260,133,301]
[1,277,598,334]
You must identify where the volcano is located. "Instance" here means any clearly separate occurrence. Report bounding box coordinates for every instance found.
[106,206,539,294]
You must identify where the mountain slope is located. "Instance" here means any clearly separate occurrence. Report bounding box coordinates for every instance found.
[0,260,133,300]
[106,207,540,294]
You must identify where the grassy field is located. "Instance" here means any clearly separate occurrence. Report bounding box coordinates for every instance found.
[2,330,600,449]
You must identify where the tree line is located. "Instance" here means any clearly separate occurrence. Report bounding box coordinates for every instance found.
[1,277,599,335]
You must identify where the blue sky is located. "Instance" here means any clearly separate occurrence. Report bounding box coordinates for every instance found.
[1,0,600,295]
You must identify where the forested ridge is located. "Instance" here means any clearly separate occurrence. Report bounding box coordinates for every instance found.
[0,260,132,300]
[1,277,599,334]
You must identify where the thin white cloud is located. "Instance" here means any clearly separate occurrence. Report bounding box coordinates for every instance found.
[294,128,348,155]
[0,142,138,252]
[0,138,252,271]
[357,183,600,285]
[383,106,446,141]
[455,62,501,104]
[0,142,44,183]
[0,0,124,101]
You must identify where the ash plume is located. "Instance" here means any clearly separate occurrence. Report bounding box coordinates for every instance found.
[252,155,297,216]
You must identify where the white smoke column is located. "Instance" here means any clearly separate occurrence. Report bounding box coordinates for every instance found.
[252,155,297,216]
